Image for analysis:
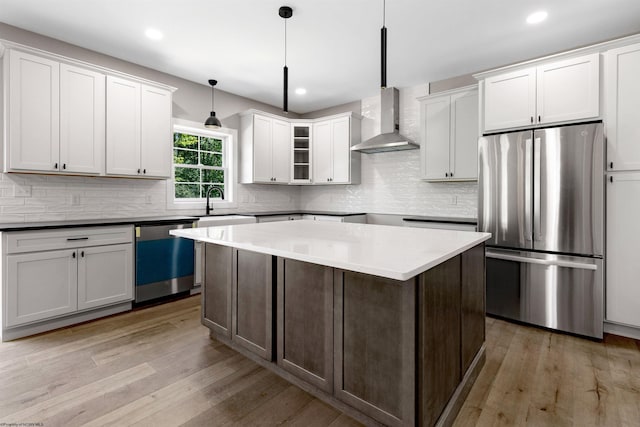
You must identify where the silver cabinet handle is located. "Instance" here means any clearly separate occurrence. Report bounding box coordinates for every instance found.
[533,137,542,241]
[486,250,597,271]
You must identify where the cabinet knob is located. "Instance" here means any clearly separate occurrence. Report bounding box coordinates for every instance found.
[72,252,76,259]
[445,172,449,177]
[137,168,141,174]
[609,162,613,169]
[81,251,85,257]
[530,116,533,124]
[54,163,58,169]
[63,163,66,170]
[450,172,454,177]
[610,176,613,183]
[538,115,541,123]
[143,169,146,174]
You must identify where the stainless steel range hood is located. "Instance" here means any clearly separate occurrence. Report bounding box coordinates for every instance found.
[351,87,418,153]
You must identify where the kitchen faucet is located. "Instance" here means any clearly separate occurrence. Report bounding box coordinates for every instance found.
[205,186,224,215]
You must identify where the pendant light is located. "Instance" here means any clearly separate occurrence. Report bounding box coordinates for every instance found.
[381,0,387,88]
[279,6,293,113]
[204,79,222,129]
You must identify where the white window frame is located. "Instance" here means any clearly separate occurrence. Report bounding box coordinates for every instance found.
[167,118,238,210]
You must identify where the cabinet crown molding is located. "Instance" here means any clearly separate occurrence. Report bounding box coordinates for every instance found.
[473,32,640,80]
[0,39,177,92]
[417,84,478,102]
[239,108,362,123]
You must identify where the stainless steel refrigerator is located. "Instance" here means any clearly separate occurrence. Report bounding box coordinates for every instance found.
[478,122,604,338]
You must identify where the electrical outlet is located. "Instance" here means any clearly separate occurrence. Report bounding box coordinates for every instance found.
[71,194,81,205]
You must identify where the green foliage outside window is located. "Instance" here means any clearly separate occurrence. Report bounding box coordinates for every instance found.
[173,131,225,200]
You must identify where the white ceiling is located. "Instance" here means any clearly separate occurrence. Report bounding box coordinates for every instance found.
[1,0,640,114]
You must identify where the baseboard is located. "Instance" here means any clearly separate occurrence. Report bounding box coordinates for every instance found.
[1,302,132,341]
[604,321,640,340]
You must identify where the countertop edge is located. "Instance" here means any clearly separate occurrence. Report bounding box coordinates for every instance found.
[171,227,490,281]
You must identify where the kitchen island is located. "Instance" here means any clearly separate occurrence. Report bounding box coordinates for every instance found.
[171,221,490,427]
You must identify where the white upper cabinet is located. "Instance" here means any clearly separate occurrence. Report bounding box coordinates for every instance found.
[6,49,60,172]
[313,115,358,184]
[484,68,536,132]
[240,111,359,185]
[60,64,105,174]
[2,43,174,178]
[140,84,172,178]
[106,77,172,178]
[106,76,141,176]
[240,113,291,184]
[420,87,479,181]
[605,42,640,171]
[482,53,600,132]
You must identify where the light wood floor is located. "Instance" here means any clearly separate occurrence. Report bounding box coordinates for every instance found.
[1,296,639,426]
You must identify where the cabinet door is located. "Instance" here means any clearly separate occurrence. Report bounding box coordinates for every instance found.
[8,50,60,172]
[606,173,640,327]
[59,64,105,174]
[334,270,416,426]
[450,90,479,180]
[331,117,351,183]
[422,96,451,180]
[271,118,291,183]
[277,258,333,392]
[6,250,77,327]
[483,67,536,132]
[232,249,273,360]
[203,244,233,337]
[77,244,133,311]
[106,76,141,176]
[606,44,640,171]
[140,85,172,178]
[252,115,273,183]
[537,53,600,125]
[313,120,332,183]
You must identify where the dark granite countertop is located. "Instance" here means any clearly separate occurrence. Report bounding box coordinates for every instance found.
[0,216,199,232]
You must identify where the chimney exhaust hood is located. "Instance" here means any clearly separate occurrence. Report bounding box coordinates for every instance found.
[351,87,419,153]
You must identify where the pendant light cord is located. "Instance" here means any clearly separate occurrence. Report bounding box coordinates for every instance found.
[211,83,215,111]
[284,18,287,66]
[383,0,386,27]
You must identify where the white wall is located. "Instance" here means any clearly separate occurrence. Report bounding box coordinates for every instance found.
[299,85,478,218]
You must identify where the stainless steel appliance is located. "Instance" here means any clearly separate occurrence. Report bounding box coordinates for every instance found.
[135,220,196,303]
[478,122,604,338]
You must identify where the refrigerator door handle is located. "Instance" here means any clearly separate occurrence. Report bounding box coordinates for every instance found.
[524,138,533,243]
[533,137,542,242]
[486,250,598,271]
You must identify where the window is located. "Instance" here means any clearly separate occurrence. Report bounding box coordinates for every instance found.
[169,119,237,209]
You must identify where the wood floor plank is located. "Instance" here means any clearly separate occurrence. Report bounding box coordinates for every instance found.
[2,363,156,422]
[2,295,640,427]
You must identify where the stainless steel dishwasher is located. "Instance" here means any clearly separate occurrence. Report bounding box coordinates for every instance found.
[134,219,196,303]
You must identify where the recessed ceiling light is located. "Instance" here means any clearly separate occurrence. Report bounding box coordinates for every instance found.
[145,28,163,40]
[295,88,307,95]
[526,10,548,24]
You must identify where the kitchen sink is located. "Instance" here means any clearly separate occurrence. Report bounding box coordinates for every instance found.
[197,215,256,226]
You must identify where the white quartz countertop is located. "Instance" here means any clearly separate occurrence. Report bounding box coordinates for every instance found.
[171,220,491,281]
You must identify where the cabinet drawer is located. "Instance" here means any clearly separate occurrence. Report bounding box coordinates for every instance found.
[6,226,133,254]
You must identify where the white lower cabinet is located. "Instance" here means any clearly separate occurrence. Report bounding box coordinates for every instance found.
[606,172,640,328]
[78,244,133,310]
[3,226,134,330]
[6,249,78,327]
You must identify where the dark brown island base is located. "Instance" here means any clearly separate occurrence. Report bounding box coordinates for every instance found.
[201,242,486,427]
